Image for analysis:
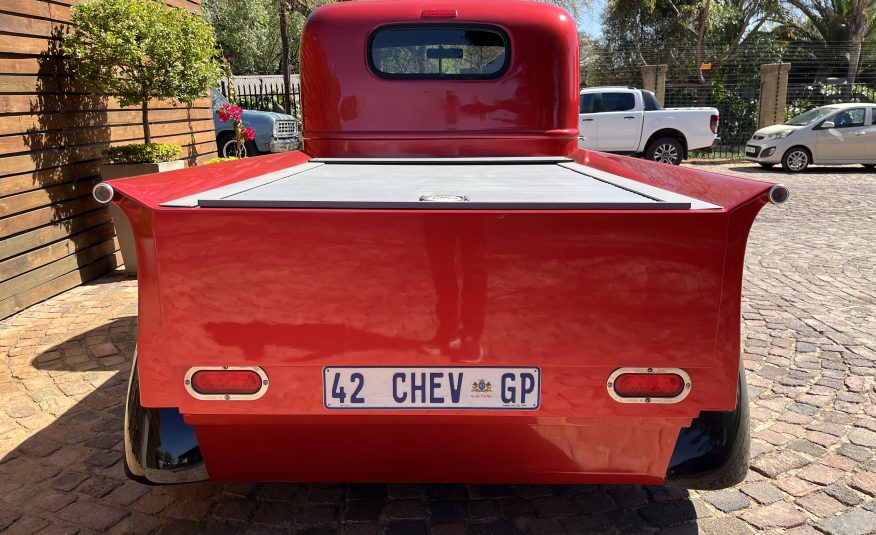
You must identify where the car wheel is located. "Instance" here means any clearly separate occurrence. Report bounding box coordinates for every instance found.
[863,164,875,170]
[218,134,258,158]
[646,137,683,165]
[781,147,810,172]
[758,163,774,169]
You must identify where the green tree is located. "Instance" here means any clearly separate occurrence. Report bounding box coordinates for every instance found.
[203,0,304,75]
[601,0,781,79]
[62,0,222,144]
[784,0,876,87]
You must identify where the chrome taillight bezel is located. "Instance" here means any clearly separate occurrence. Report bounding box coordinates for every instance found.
[184,366,269,401]
[607,367,691,404]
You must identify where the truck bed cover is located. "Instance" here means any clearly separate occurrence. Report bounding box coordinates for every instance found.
[162,158,720,210]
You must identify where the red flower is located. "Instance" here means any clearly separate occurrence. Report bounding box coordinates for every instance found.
[242,127,256,141]
[217,103,242,123]
[227,56,233,62]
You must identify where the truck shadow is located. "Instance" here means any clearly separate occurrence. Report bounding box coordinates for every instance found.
[0,319,701,533]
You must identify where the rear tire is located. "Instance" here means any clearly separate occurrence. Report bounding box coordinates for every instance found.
[781,147,811,173]
[645,137,684,165]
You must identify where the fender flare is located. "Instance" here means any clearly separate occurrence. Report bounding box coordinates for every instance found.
[124,349,209,484]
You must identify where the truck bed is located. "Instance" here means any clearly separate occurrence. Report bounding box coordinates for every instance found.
[162,157,721,211]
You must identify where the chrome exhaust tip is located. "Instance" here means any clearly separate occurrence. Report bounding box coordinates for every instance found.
[769,184,789,205]
[93,182,115,204]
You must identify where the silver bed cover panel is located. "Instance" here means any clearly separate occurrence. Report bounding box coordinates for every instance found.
[162,157,720,211]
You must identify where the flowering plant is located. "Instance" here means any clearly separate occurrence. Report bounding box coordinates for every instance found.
[217,103,242,123]
[216,57,256,157]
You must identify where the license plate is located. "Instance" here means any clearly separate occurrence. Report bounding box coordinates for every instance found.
[323,367,541,410]
[745,146,757,155]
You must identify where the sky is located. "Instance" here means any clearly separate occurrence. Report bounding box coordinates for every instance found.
[577,0,605,38]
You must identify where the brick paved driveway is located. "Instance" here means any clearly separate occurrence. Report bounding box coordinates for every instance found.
[1,163,874,534]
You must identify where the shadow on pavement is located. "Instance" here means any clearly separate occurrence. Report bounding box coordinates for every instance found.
[0,318,703,534]
[726,164,873,175]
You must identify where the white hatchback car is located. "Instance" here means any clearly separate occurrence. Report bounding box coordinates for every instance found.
[745,103,876,172]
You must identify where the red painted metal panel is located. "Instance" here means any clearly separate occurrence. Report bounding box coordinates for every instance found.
[190,416,688,483]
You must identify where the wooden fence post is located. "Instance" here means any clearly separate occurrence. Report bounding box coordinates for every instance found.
[758,63,791,128]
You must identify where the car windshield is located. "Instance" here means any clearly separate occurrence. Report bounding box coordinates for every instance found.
[210,88,229,110]
[785,107,836,126]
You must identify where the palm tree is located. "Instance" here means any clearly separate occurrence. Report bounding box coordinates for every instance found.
[785,0,876,88]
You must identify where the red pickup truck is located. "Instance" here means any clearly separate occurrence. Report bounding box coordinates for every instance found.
[95,0,787,488]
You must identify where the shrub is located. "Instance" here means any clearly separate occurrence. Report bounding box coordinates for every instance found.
[202,157,239,165]
[102,144,182,164]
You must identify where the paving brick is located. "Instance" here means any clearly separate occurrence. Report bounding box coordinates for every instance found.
[702,490,749,513]
[384,499,427,520]
[775,476,820,497]
[824,483,864,506]
[796,491,847,517]
[818,510,876,535]
[839,443,874,462]
[211,499,257,523]
[465,519,519,535]
[429,501,468,524]
[740,502,808,530]
[850,472,876,497]
[4,515,50,535]
[50,471,89,492]
[699,517,756,535]
[751,450,809,478]
[797,464,844,485]
[531,496,574,517]
[741,481,785,504]
[497,497,535,519]
[0,510,22,531]
[29,490,77,513]
[849,428,876,448]
[637,501,697,528]
[295,505,337,527]
[55,500,129,532]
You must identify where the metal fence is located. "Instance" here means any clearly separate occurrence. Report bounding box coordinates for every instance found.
[218,75,302,119]
[662,83,760,159]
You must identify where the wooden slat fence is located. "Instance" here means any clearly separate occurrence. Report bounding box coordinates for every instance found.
[0,0,218,319]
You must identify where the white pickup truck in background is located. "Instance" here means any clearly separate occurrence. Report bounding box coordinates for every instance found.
[578,87,720,165]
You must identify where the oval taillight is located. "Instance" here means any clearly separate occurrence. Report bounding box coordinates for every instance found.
[613,373,685,398]
[190,370,263,395]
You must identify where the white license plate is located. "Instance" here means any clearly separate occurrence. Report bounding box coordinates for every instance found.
[323,367,541,410]
[745,146,757,155]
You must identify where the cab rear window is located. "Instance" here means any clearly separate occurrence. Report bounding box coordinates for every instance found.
[369,25,509,80]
